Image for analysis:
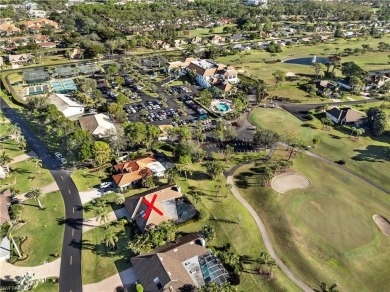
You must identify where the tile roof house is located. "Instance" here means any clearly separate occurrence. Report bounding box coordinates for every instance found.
[124,184,197,231]
[112,155,166,190]
[19,18,59,30]
[79,113,116,138]
[326,107,365,125]
[0,23,20,36]
[131,233,228,291]
[209,35,225,44]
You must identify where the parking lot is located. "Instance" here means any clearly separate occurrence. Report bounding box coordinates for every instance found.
[124,84,208,126]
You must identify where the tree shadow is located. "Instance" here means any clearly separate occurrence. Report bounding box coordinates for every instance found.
[301,123,318,129]
[187,170,209,181]
[352,145,390,162]
[56,217,84,230]
[328,134,342,140]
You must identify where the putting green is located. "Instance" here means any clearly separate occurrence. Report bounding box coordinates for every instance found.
[297,196,373,250]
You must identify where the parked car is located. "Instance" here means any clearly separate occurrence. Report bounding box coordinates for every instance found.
[100,182,113,189]
[55,152,62,159]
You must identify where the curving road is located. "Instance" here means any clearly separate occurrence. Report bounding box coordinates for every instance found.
[225,163,313,292]
[0,96,83,292]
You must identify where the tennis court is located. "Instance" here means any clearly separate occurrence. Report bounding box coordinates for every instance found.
[50,79,77,94]
[27,84,49,95]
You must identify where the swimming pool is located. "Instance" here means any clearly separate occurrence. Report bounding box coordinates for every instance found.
[210,99,233,114]
[216,103,230,112]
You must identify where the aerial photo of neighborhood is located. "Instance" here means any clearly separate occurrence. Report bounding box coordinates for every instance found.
[0,0,389,291]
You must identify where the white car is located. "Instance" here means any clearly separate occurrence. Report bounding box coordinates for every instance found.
[100,182,112,189]
[55,152,62,159]
[60,158,67,164]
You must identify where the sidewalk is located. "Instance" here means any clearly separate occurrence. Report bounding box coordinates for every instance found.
[0,258,61,280]
[10,151,37,165]
[82,267,137,292]
[82,207,129,233]
[15,182,60,202]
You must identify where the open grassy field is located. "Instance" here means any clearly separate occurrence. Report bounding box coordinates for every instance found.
[81,222,135,284]
[178,24,236,38]
[216,35,390,103]
[248,107,390,191]
[234,155,390,291]
[13,191,65,266]
[71,168,109,192]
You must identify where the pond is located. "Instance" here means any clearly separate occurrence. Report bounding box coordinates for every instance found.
[284,56,330,66]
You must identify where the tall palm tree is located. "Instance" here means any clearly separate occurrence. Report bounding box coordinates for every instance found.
[314,282,339,292]
[104,233,119,250]
[96,207,109,229]
[28,188,44,209]
[0,151,12,167]
[1,221,22,257]
[9,124,21,142]
[224,183,232,198]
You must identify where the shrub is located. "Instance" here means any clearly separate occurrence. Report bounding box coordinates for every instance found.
[336,159,346,165]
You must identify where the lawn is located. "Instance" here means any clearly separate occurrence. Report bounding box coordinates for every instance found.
[33,279,59,292]
[248,107,390,191]
[178,24,236,38]
[13,191,65,266]
[234,155,390,291]
[216,35,390,103]
[4,159,54,193]
[71,167,111,192]
[0,120,26,158]
[176,162,300,292]
[81,222,135,284]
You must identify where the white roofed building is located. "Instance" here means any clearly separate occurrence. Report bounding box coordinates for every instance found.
[49,93,84,118]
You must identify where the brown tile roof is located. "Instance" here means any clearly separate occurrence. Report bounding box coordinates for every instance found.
[124,184,184,231]
[112,156,157,187]
[20,18,58,29]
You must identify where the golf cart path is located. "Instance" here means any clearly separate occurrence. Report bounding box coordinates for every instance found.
[0,258,61,280]
[225,167,312,292]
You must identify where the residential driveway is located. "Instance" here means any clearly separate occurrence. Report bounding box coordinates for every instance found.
[0,258,61,280]
[82,267,137,292]
[79,188,107,205]
[16,182,59,202]
[82,207,129,233]
[10,150,37,164]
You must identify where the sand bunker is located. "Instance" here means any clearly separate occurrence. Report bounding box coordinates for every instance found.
[373,215,390,236]
[271,173,311,193]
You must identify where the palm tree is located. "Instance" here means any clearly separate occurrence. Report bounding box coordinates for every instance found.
[19,137,27,151]
[350,126,357,138]
[314,282,339,292]
[1,221,22,257]
[32,158,42,174]
[9,124,21,142]
[166,168,179,184]
[104,233,119,250]
[0,151,12,167]
[16,272,36,291]
[96,207,109,229]
[114,193,125,206]
[142,175,155,188]
[356,128,365,140]
[28,188,44,209]
[224,183,232,198]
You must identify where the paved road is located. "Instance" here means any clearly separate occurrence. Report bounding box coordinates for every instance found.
[225,163,313,292]
[0,97,83,292]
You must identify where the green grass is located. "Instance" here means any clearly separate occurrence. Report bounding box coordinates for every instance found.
[179,24,236,38]
[4,159,54,193]
[71,168,109,192]
[248,107,390,191]
[0,121,26,158]
[13,191,65,266]
[176,162,300,292]
[234,155,390,291]
[297,196,373,249]
[33,279,59,292]
[81,222,135,284]
[216,35,390,103]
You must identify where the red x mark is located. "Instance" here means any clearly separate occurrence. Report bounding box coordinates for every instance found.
[142,194,163,220]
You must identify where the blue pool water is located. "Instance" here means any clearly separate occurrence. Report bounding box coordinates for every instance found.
[284,57,330,66]
[216,103,230,112]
